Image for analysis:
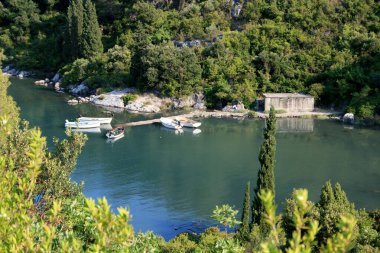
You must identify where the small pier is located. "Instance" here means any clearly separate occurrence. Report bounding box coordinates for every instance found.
[115,109,339,128]
[117,113,195,128]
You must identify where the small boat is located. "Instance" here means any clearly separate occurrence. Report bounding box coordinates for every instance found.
[175,117,201,128]
[106,135,124,143]
[160,117,182,130]
[65,120,100,129]
[77,117,113,124]
[106,127,125,139]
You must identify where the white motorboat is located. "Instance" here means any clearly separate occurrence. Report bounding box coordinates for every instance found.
[106,127,125,139]
[160,117,182,130]
[65,120,100,129]
[77,117,113,124]
[175,117,201,128]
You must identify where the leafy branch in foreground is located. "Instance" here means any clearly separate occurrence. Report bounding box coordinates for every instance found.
[211,204,241,233]
[258,189,357,253]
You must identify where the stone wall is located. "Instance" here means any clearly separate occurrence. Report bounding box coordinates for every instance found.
[264,96,314,112]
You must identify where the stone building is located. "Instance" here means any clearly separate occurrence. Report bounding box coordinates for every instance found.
[263,93,314,112]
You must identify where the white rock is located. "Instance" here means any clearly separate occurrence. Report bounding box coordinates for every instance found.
[125,100,160,113]
[194,102,206,110]
[67,99,79,104]
[54,82,60,90]
[92,94,124,108]
[35,80,45,85]
[222,101,245,112]
[343,113,355,124]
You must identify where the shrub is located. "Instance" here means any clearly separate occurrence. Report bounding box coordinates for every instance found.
[163,233,197,253]
[357,103,375,119]
[308,83,325,103]
[61,58,90,86]
[122,93,138,106]
[248,111,257,119]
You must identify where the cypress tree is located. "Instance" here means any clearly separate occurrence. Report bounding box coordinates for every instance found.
[81,0,103,58]
[66,0,83,61]
[318,181,356,243]
[237,182,250,240]
[251,106,277,226]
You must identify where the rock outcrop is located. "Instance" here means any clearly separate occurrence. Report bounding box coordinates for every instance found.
[91,89,206,113]
[2,66,32,78]
[91,89,132,108]
[69,83,89,96]
[222,101,245,112]
[51,72,61,83]
[342,113,355,124]
[171,93,206,110]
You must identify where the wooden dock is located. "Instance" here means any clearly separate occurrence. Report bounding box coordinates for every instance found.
[117,113,195,128]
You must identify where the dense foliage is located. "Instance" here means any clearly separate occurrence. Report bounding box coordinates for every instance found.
[1,0,379,117]
[1,72,378,251]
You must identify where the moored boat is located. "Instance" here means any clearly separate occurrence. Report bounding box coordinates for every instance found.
[160,117,182,130]
[78,117,113,124]
[71,128,101,133]
[106,127,125,139]
[65,120,100,129]
[175,117,201,128]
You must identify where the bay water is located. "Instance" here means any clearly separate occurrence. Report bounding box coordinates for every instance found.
[8,78,380,239]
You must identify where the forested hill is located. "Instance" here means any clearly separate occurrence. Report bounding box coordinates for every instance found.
[1,0,379,117]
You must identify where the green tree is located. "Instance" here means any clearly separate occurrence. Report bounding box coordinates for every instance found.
[66,0,84,61]
[140,43,202,96]
[237,182,250,240]
[81,0,103,59]
[252,107,277,226]
[0,73,19,146]
[211,204,241,233]
[258,189,357,253]
[317,181,356,244]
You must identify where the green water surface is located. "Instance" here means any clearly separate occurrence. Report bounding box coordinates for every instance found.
[8,78,380,239]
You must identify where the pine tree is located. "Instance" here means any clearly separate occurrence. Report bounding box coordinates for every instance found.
[81,0,103,58]
[251,107,276,226]
[66,0,83,61]
[237,182,250,240]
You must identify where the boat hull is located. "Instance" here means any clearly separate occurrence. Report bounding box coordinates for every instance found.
[106,127,125,139]
[106,132,124,139]
[65,121,100,129]
[174,117,201,128]
[160,117,182,130]
[78,117,113,124]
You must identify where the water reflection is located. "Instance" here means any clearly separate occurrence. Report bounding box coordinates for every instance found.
[277,118,314,133]
[72,128,101,133]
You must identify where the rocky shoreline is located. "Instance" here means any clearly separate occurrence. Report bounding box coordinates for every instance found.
[2,65,354,123]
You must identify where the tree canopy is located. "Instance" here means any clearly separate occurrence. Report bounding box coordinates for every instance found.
[0,0,379,116]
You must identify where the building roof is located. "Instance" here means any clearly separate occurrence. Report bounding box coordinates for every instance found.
[263,93,313,98]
